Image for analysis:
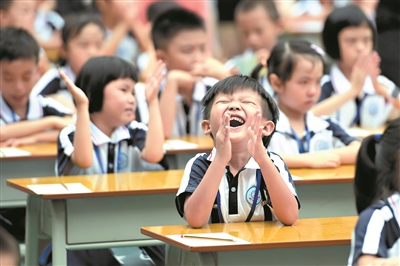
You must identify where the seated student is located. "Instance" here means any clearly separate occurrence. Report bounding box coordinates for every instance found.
[0,27,73,147]
[0,226,21,266]
[267,39,361,168]
[348,118,400,266]
[32,13,106,111]
[57,57,167,265]
[176,75,299,228]
[152,8,230,138]
[226,0,282,82]
[312,5,400,128]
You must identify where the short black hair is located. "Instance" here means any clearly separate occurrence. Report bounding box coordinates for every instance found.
[75,56,138,113]
[0,0,12,10]
[266,39,325,84]
[0,27,40,63]
[62,13,105,46]
[146,1,180,23]
[151,7,205,51]
[234,0,280,22]
[201,75,279,147]
[322,5,377,60]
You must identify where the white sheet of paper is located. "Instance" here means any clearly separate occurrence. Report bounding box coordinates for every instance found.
[167,232,250,246]
[27,183,92,195]
[163,140,199,150]
[291,175,302,180]
[0,147,31,157]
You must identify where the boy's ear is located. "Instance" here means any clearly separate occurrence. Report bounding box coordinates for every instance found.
[201,120,212,135]
[269,73,283,94]
[0,10,9,27]
[155,49,166,62]
[261,120,275,137]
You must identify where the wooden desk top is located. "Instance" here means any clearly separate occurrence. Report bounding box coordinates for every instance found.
[0,136,214,160]
[7,164,355,199]
[141,216,357,252]
[7,170,184,199]
[291,164,355,185]
[0,143,57,161]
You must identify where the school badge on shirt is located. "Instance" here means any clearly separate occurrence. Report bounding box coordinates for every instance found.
[246,186,262,206]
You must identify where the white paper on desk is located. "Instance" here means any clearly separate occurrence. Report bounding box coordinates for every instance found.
[27,183,92,195]
[167,232,250,246]
[291,175,302,180]
[346,128,371,138]
[163,140,198,150]
[0,147,31,157]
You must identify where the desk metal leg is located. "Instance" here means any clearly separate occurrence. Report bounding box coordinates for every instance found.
[25,195,41,266]
[51,200,67,265]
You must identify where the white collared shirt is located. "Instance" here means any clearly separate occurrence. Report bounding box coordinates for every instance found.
[176,147,299,223]
[319,64,396,128]
[56,120,166,176]
[268,111,357,155]
[0,93,72,125]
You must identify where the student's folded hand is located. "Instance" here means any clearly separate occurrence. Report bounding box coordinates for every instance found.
[1,136,35,147]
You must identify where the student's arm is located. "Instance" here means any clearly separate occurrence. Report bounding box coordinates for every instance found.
[159,70,198,138]
[326,140,360,165]
[357,255,399,266]
[59,70,92,168]
[280,153,341,168]
[141,61,165,163]
[184,113,232,228]
[0,116,72,142]
[248,112,298,225]
[1,129,61,147]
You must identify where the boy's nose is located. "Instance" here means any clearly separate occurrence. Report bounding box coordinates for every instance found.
[228,101,241,111]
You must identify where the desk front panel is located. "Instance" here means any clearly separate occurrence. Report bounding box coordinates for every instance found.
[65,193,185,244]
[1,159,55,207]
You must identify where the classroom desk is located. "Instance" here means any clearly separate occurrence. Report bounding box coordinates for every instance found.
[141,216,358,266]
[0,136,213,207]
[0,143,57,208]
[7,170,186,265]
[7,164,357,264]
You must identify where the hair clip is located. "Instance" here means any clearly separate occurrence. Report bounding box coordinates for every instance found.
[310,44,325,56]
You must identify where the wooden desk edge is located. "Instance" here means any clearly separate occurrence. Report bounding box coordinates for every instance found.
[6,179,179,199]
[294,177,354,185]
[140,227,352,253]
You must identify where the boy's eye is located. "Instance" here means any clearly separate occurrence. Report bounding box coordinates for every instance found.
[181,47,193,54]
[242,101,255,105]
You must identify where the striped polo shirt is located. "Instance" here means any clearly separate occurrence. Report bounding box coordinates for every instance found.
[348,192,400,265]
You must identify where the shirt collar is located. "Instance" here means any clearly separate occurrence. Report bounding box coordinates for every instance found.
[90,121,131,146]
[330,64,375,95]
[276,110,329,135]
[0,93,42,123]
[206,147,262,169]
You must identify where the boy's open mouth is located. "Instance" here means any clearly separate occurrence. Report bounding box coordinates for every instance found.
[230,117,245,127]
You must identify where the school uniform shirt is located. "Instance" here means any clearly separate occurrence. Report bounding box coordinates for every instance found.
[56,120,167,176]
[31,64,75,104]
[160,76,218,137]
[176,147,300,223]
[348,192,400,266]
[105,29,139,63]
[268,111,357,155]
[319,64,398,128]
[0,93,73,125]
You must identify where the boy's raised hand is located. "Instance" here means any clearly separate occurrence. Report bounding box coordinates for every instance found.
[214,112,231,164]
[58,69,88,107]
[145,60,165,104]
[247,111,267,162]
